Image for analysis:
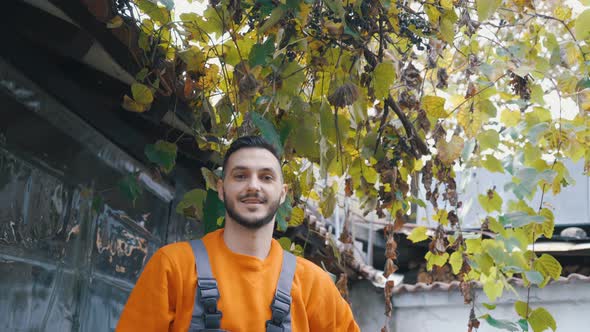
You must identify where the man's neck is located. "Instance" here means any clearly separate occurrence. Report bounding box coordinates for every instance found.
[222,218,274,260]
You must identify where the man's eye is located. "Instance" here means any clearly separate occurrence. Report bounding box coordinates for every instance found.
[234,174,246,180]
[262,175,273,181]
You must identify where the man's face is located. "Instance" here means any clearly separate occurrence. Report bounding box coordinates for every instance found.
[217,147,287,229]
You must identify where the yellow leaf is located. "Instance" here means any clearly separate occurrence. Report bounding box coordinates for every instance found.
[289,207,305,227]
[539,208,555,239]
[500,109,521,127]
[107,15,124,29]
[277,237,292,251]
[529,307,557,332]
[487,217,507,236]
[408,226,429,243]
[201,167,219,191]
[362,165,379,184]
[426,252,449,270]
[525,107,551,127]
[449,251,463,274]
[298,3,312,27]
[534,254,562,281]
[475,253,494,275]
[523,142,542,167]
[482,275,504,302]
[178,46,206,72]
[434,209,449,226]
[425,4,441,26]
[422,95,448,118]
[439,10,457,44]
[195,64,220,90]
[131,83,154,105]
[506,229,529,251]
[309,190,320,200]
[372,62,396,99]
[437,135,464,164]
[515,300,531,318]
[320,187,336,218]
[555,6,572,21]
[575,9,590,40]
[477,0,502,21]
[466,238,482,254]
[457,106,482,138]
[565,138,585,161]
[440,0,453,10]
[477,129,500,150]
[478,190,503,213]
[122,95,149,113]
[482,155,504,173]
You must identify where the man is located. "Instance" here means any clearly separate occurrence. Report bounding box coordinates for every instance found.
[116,136,360,331]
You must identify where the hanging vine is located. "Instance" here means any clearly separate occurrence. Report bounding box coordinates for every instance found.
[110,0,590,331]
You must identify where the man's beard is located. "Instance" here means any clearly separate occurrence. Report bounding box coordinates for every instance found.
[224,193,281,230]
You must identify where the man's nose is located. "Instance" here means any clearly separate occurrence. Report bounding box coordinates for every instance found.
[246,177,261,191]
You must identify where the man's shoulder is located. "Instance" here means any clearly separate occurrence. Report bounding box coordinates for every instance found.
[293,255,334,284]
[156,241,194,264]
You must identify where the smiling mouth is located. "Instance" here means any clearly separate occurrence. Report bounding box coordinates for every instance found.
[240,197,266,204]
[241,200,263,204]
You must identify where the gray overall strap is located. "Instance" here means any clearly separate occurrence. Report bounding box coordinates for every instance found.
[266,251,297,332]
[189,239,224,332]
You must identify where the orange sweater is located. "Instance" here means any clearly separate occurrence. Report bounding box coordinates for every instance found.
[116,229,360,332]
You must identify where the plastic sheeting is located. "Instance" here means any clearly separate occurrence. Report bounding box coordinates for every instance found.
[0,67,178,332]
[0,59,188,330]
[0,144,170,331]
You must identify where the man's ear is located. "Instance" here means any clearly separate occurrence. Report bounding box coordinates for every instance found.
[279,183,288,205]
[217,179,225,202]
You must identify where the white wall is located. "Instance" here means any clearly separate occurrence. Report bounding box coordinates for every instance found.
[350,278,590,332]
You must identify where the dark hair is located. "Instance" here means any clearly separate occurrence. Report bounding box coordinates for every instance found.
[222,136,282,177]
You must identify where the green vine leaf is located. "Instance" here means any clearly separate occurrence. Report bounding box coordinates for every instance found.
[176,188,207,220]
[203,189,225,234]
[320,185,337,218]
[372,62,396,99]
[499,212,544,228]
[249,36,276,67]
[123,1,590,326]
[276,195,293,232]
[144,140,177,174]
[524,271,544,286]
[477,129,500,151]
[250,112,284,156]
[480,314,519,331]
[118,172,143,205]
